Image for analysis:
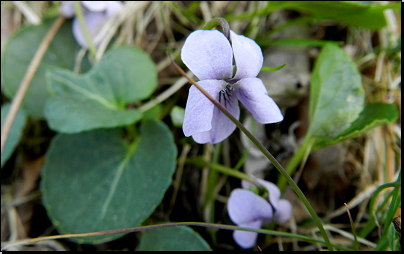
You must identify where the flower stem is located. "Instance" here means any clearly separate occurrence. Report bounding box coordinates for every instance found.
[187,156,268,197]
[202,17,230,42]
[277,136,314,192]
[186,156,256,184]
[170,56,334,251]
[73,1,97,56]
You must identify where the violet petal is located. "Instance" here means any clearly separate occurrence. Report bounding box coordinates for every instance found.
[105,1,123,17]
[72,11,106,48]
[232,220,262,249]
[228,189,273,225]
[192,84,239,144]
[231,30,263,80]
[273,199,292,223]
[181,30,233,81]
[236,78,283,124]
[241,179,281,211]
[59,1,76,18]
[183,80,225,138]
[81,1,108,12]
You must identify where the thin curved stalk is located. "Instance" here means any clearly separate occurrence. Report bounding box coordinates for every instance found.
[1,222,347,251]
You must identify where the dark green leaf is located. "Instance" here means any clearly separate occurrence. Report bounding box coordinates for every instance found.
[44,46,157,133]
[41,119,177,243]
[139,225,211,251]
[224,1,399,30]
[1,18,82,117]
[1,103,27,168]
[282,1,391,30]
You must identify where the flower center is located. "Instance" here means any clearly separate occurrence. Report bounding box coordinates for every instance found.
[219,84,235,107]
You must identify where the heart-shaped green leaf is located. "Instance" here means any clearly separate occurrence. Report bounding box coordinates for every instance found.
[41,119,177,243]
[314,103,399,149]
[1,18,83,117]
[308,43,364,142]
[44,46,157,133]
[139,225,212,251]
[44,94,142,133]
[1,103,27,168]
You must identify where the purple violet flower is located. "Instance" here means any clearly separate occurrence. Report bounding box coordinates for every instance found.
[60,1,123,48]
[181,30,283,144]
[227,179,292,249]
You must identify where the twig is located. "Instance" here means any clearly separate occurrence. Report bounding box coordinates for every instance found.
[1,16,65,156]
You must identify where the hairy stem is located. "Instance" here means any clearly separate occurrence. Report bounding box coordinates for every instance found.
[73,1,97,56]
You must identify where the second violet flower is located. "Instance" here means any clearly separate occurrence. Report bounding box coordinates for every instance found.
[60,1,123,49]
[227,179,292,249]
[181,29,283,144]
